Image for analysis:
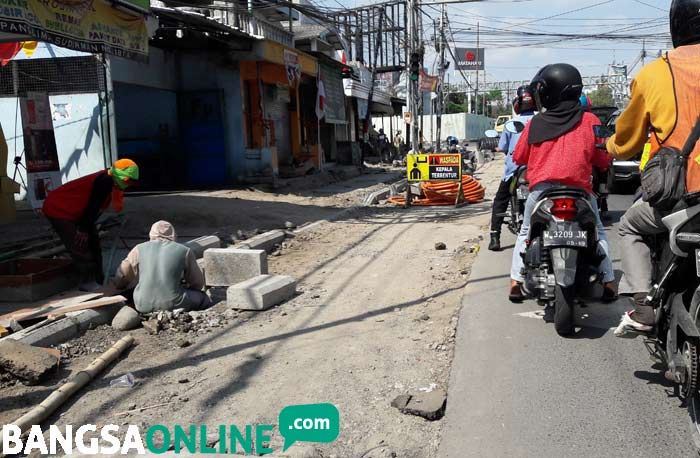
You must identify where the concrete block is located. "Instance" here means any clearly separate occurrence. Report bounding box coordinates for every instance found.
[185,236,221,259]
[362,188,391,206]
[237,230,286,253]
[204,248,267,287]
[227,275,297,311]
[3,304,121,347]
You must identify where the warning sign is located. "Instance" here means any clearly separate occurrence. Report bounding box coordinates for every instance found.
[407,154,461,182]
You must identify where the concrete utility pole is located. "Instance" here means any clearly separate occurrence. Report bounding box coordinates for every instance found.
[407,0,420,154]
[435,4,446,149]
[475,21,479,115]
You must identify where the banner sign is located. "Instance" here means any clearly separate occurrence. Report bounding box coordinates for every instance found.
[455,48,485,71]
[407,154,461,182]
[284,49,301,85]
[0,0,148,61]
[20,92,62,209]
[419,70,439,93]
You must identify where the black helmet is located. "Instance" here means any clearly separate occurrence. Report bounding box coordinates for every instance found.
[512,85,537,114]
[670,0,700,48]
[530,63,583,110]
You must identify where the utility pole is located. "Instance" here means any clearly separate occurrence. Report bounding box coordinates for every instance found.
[435,4,446,150]
[475,21,479,115]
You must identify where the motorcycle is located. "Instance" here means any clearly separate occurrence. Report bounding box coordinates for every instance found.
[516,121,610,336]
[520,185,607,335]
[631,193,700,446]
[505,165,529,235]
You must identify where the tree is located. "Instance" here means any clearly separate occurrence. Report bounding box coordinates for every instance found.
[588,86,615,107]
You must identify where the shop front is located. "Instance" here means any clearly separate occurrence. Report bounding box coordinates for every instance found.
[240,40,320,180]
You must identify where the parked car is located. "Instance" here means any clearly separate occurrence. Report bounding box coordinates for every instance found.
[494,115,512,134]
[606,109,644,186]
[591,106,618,126]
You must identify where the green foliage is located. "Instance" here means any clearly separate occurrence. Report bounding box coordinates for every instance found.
[588,86,615,107]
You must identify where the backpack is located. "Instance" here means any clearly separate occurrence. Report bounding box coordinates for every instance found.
[641,117,700,211]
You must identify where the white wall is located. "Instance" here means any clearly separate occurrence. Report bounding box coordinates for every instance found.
[1,94,108,200]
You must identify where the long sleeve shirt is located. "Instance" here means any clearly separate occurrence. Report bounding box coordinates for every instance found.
[513,112,610,194]
[606,44,700,192]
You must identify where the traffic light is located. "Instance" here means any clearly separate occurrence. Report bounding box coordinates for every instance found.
[409,52,422,82]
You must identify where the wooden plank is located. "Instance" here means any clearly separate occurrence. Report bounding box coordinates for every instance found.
[46,295,126,320]
[0,326,8,337]
[0,292,103,326]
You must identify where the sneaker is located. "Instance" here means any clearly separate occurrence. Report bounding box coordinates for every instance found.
[488,234,501,252]
[614,311,653,338]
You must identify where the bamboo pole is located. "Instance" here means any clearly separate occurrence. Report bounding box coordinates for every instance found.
[7,335,134,435]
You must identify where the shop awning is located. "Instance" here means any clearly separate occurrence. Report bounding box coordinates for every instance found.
[0,0,148,61]
[257,40,318,77]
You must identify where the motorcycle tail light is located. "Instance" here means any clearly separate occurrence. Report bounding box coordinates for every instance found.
[550,198,577,221]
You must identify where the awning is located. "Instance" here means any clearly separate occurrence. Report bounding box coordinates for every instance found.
[0,0,148,61]
[257,40,317,76]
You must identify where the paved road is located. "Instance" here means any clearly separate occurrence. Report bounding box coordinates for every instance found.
[440,192,699,457]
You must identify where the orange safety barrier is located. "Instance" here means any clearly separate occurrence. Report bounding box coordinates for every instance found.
[388,174,485,206]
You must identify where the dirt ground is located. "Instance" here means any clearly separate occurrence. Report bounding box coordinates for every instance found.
[0,160,504,457]
[3,166,402,247]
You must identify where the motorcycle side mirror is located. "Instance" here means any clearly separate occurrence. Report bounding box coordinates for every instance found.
[505,121,525,134]
[484,130,499,138]
[593,124,614,138]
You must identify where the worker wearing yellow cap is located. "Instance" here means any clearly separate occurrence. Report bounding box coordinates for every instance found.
[43,159,139,287]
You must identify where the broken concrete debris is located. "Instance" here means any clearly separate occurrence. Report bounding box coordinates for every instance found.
[204,248,268,287]
[142,319,162,335]
[435,242,447,250]
[111,306,141,331]
[391,390,447,421]
[0,339,59,384]
[227,275,297,311]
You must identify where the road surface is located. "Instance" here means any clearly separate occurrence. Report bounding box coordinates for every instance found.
[440,192,699,457]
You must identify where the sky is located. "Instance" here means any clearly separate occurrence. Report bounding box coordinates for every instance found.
[349,0,674,84]
[434,0,673,82]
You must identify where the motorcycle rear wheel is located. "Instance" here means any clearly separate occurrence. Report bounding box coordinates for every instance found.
[554,284,576,336]
[687,301,700,452]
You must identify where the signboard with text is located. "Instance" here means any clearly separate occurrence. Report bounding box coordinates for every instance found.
[20,93,62,210]
[0,0,148,61]
[407,154,461,182]
[455,48,485,71]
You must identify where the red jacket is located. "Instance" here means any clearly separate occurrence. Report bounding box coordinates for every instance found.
[513,112,611,194]
[43,171,113,225]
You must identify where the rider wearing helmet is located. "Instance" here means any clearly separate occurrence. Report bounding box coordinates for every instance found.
[608,0,700,336]
[489,85,537,251]
[509,63,616,304]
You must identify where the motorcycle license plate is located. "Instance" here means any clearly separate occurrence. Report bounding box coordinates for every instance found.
[543,230,588,248]
[516,188,529,200]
